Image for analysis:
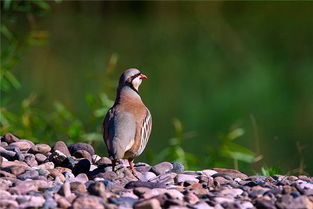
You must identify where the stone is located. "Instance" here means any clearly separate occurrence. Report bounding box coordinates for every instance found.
[0,146,16,159]
[73,173,89,184]
[42,198,58,209]
[72,159,91,176]
[171,162,184,174]
[220,188,243,197]
[62,156,76,169]
[254,198,276,209]
[48,168,65,182]
[10,140,32,151]
[69,143,95,156]
[125,181,167,189]
[4,165,29,176]
[184,192,199,204]
[109,197,137,207]
[19,195,45,208]
[73,150,92,162]
[49,150,67,166]
[35,153,47,163]
[30,144,51,154]
[70,182,87,193]
[24,153,38,167]
[0,200,19,208]
[151,162,173,175]
[213,168,248,179]
[134,198,161,209]
[9,181,38,195]
[95,156,112,165]
[72,195,104,209]
[175,174,199,184]
[38,162,55,170]
[3,133,20,143]
[52,141,71,157]
[201,169,218,177]
[56,195,71,209]
[17,170,39,180]
[142,171,157,181]
[59,182,72,198]
[87,182,106,198]
[91,154,101,164]
[166,189,184,200]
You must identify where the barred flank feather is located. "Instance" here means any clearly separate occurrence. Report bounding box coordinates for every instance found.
[137,108,152,155]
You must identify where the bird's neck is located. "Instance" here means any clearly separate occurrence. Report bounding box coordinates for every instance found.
[115,85,142,104]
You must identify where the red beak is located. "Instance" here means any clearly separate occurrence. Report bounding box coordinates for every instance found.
[140,74,148,79]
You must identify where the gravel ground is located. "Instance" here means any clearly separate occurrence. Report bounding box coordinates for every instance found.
[1,133,313,209]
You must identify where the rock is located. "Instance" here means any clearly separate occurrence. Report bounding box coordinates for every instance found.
[166,189,184,200]
[92,154,101,164]
[62,156,76,169]
[3,165,29,176]
[151,162,173,175]
[24,153,38,167]
[30,144,51,154]
[17,170,39,180]
[142,171,157,181]
[0,146,16,160]
[48,150,67,166]
[70,182,87,193]
[72,195,104,209]
[213,168,248,179]
[38,162,54,170]
[254,198,276,209]
[87,182,106,198]
[72,159,91,176]
[19,195,45,208]
[42,198,58,209]
[4,145,24,161]
[220,188,243,197]
[171,162,184,174]
[69,143,95,156]
[73,150,92,162]
[0,199,19,208]
[9,181,38,194]
[95,156,112,165]
[3,133,20,144]
[10,140,32,151]
[35,153,47,163]
[201,169,218,177]
[134,198,161,209]
[175,174,199,184]
[55,195,71,209]
[52,141,71,157]
[184,192,199,204]
[59,182,72,198]
[125,181,167,189]
[73,173,89,184]
[109,197,137,207]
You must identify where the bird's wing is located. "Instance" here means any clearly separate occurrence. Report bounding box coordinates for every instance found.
[103,107,136,159]
[136,108,152,156]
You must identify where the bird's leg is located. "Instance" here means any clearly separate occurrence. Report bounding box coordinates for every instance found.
[128,159,140,180]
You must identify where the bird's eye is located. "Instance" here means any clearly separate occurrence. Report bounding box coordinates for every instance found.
[131,73,141,81]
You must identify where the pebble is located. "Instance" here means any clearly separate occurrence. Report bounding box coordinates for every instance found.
[69,143,95,156]
[151,162,173,175]
[72,195,104,209]
[2,134,313,209]
[30,144,51,154]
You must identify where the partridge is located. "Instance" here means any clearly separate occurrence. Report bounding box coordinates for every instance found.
[103,68,152,173]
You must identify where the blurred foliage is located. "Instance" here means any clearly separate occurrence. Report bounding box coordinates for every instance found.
[1,1,312,175]
[257,167,282,177]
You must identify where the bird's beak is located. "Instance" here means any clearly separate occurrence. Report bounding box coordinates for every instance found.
[140,74,148,79]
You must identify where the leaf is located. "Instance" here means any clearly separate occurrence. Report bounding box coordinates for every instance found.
[222,142,256,163]
[4,70,21,89]
[3,0,12,10]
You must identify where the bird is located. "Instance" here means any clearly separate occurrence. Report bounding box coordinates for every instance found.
[103,68,152,175]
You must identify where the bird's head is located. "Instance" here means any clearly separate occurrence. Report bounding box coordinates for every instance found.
[119,68,148,91]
